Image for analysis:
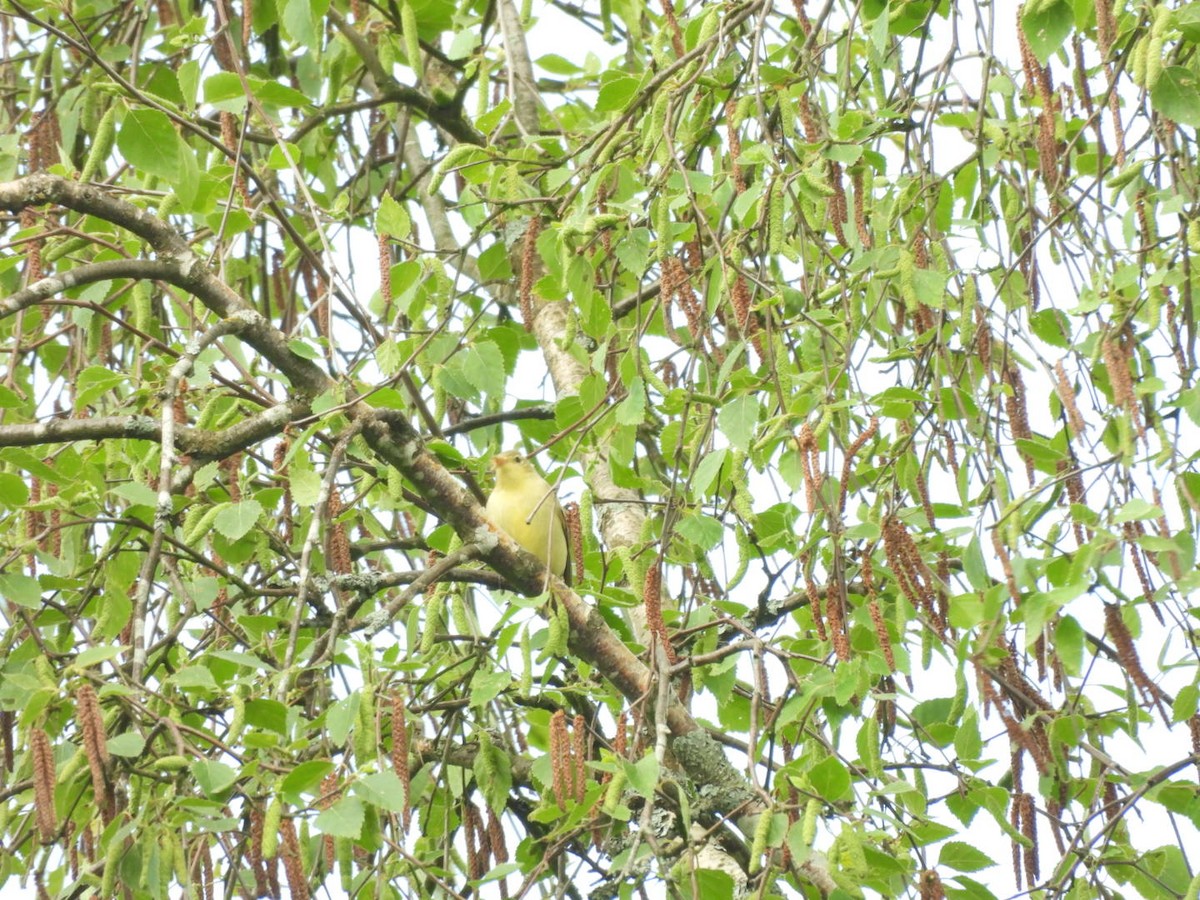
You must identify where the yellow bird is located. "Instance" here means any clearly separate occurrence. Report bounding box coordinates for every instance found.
[486,450,570,584]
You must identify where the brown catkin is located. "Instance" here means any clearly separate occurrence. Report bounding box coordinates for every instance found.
[919,869,946,900]
[851,167,871,247]
[378,232,393,309]
[1053,360,1086,435]
[249,805,270,896]
[391,693,411,829]
[519,218,540,331]
[76,685,113,822]
[564,501,584,585]
[657,0,685,57]
[572,714,588,803]
[1019,792,1039,886]
[549,710,570,808]
[799,569,827,643]
[725,100,745,193]
[280,818,308,900]
[327,488,352,575]
[31,726,56,842]
[1103,602,1168,720]
[644,558,673,661]
[797,424,820,514]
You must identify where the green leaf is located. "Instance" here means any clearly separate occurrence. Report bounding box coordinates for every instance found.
[615,377,646,425]
[595,74,639,113]
[717,395,759,453]
[468,670,512,707]
[626,753,659,800]
[202,72,248,113]
[1020,0,1073,64]
[0,573,41,608]
[938,839,996,872]
[117,109,182,181]
[377,193,411,240]
[281,760,334,797]
[0,471,29,506]
[245,699,289,735]
[1114,499,1162,523]
[315,795,365,838]
[74,645,126,668]
[213,500,263,540]
[106,732,145,757]
[191,759,238,795]
[1151,67,1200,128]
[808,756,851,801]
[354,771,407,813]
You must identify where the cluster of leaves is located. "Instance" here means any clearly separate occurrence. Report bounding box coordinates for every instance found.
[0,0,1198,898]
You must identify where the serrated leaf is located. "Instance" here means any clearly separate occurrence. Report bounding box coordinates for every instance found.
[1020,0,1073,64]
[191,759,238,795]
[377,193,411,240]
[1151,67,1200,128]
[717,395,759,452]
[213,500,263,540]
[315,795,365,838]
[938,839,996,872]
[0,573,41,608]
[354,771,407,813]
[118,109,182,180]
[106,732,145,757]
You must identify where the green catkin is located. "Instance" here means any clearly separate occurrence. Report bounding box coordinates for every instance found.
[802,165,835,197]
[778,89,796,136]
[861,715,881,777]
[80,106,117,183]
[450,591,470,634]
[897,248,918,309]
[921,620,933,670]
[183,506,221,546]
[556,304,578,350]
[356,684,376,762]
[947,665,968,724]
[27,37,55,113]
[749,808,773,874]
[132,280,153,335]
[151,755,189,771]
[654,197,672,261]
[579,488,594,544]
[101,829,124,897]
[1188,220,1200,253]
[430,144,485,193]
[728,526,752,590]
[43,235,89,264]
[801,797,820,847]
[520,626,533,695]
[476,731,497,787]
[400,1,421,74]
[337,836,353,891]
[420,597,442,655]
[158,193,180,220]
[261,796,283,858]
[544,599,568,657]
[601,768,627,814]
[299,819,313,875]
[387,465,404,501]
[644,92,669,158]
[1146,6,1168,91]
[476,58,489,119]
[35,656,56,691]
[840,827,868,875]
[768,180,785,255]
[228,689,246,742]
[172,830,188,885]
[86,310,106,359]
[1131,35,1149,88]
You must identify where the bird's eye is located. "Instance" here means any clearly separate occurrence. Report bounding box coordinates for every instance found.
[514,453,524,463]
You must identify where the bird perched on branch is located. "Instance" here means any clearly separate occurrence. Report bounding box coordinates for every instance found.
[485,450,570,584]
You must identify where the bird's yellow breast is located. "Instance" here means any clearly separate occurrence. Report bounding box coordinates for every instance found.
[486,453,569,580]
